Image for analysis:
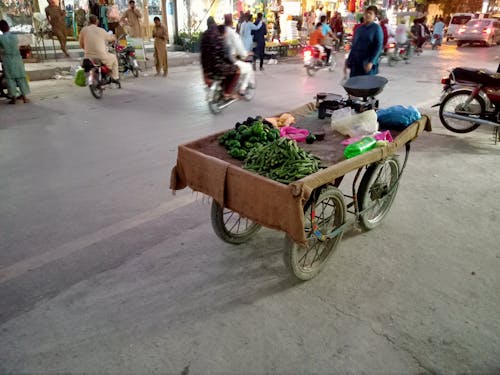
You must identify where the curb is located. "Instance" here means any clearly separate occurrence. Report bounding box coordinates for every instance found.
[26,54,200,82]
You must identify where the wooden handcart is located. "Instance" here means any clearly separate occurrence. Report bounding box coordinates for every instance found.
[170,104,431,281]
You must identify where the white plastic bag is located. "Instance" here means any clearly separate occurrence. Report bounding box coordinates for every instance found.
[331,109,379,137]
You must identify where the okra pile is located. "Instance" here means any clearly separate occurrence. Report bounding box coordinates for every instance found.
[244,138,320,184]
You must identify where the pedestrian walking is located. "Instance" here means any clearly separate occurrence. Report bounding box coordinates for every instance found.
[152,16,168,76]
[0,20,31,104]
[75,6,87,35]
[345,6,383,78]
[99,0,109,31]
[330,11,344,51]
[106,1,120,34]
[121,0,142,38]
[252,12,267,71]
[239,12,263,52]
[315,5,325,24]
[45,0,70,57]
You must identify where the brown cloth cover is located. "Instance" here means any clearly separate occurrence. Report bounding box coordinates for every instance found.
[170,103,431,245]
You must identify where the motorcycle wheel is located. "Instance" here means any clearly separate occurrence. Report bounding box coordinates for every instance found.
[306,66,317,76]
[439,89,484,133]
[328,56,337,72]
[129,58,139,77]
[208,88,222,114]
[89,79,103,99]
[244,82,256,101]
[388,56,398,67]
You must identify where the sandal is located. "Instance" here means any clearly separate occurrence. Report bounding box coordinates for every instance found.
[8,98,16,104]
[22,97,30,103]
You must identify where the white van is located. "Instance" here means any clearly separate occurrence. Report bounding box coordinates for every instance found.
[446,13,475,40]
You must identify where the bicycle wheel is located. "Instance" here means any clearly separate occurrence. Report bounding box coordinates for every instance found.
[284,186,345,281]
[210,200,261,244]
[358,157,400,230]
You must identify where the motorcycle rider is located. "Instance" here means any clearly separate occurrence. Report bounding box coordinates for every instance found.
[319,15,337,65]
[395,19,410,60]
[200,17,240,99]
[432,17,445,49]
[224,13,253,95]
[309,22,325,55]
[79,14,121,87]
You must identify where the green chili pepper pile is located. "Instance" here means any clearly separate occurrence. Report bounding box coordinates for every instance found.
[244,138,320,184]
[218,117,281,160]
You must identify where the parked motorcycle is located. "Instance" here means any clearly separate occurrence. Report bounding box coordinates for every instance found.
[82,58,120,99]
[303,45,336,76]
[115,35,139,77]
[206,63,256,114]
[0,61,9,99]
[434,65,500,142]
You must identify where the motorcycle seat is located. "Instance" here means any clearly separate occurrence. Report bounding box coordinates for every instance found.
[453,67,500,87]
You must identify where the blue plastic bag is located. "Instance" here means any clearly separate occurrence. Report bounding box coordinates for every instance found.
[377,106,421,130]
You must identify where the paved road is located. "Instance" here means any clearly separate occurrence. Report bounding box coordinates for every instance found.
[1,44,499,374]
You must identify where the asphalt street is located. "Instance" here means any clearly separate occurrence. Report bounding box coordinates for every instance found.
[1,43,500,374]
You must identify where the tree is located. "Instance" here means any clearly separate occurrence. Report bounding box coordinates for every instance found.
[427,0,483,15]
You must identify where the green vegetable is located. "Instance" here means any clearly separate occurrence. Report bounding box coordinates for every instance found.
[244,138,320,184]
[229,148,247,160]
[240,128,253,140]
[227,130,237,138]
[251,122,265,136]
[226,140,241,149]
[306,134,316,144]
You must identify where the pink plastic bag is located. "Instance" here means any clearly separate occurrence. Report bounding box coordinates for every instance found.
[341,130,393,145]
[280,126,310,142]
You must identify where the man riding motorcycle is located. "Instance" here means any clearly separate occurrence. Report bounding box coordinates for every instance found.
[79,14,121,87]
[319,15,337,65]
[224,13,253,96]
[200,17,240,99]
[309,23,325,56]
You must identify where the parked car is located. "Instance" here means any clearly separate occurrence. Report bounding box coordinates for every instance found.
[446,13,475,41]
[456,18,500,47]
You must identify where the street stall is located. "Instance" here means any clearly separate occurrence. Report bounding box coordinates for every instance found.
[170,76,431,281]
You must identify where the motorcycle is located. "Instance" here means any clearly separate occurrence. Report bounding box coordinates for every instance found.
[430,34,442,50]
[82,58,120,99]
[0,62,8,99]
[385,41,411,67]
[206,60,256,114]
[115,35,139,77]
[303,45,336,76]
[433,65,500,142]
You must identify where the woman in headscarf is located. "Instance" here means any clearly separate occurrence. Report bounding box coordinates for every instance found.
[0,20,30,104]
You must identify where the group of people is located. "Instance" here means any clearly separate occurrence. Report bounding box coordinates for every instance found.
[0,0,170,103]
[200,12,267,99]
[306,5,383,78]
[46,0,144,60]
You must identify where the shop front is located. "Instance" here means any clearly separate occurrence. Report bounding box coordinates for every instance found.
[0,0,35,33]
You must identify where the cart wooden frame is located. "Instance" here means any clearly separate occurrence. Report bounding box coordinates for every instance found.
[170,105,431,280]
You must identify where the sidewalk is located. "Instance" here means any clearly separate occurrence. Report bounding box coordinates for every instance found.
[24,40,302,81]
[25,45,200,81]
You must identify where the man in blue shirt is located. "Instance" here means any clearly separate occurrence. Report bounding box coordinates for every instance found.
[320,15,337,66]
[432,17,445,48]
[346,6,383,77]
